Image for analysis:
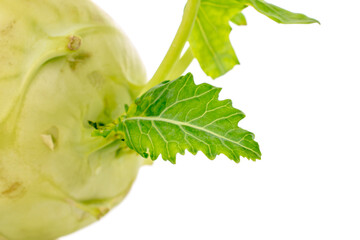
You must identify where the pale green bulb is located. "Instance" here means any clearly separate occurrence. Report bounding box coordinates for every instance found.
[0,0,147,239]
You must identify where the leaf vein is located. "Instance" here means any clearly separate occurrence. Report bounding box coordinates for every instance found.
[124,116,260,157]
[159,88,216,117]
[151,120,170,159]
[195,13,226,74]
[203,112,242,128]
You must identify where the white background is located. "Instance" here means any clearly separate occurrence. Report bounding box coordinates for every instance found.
[64,0,360,239]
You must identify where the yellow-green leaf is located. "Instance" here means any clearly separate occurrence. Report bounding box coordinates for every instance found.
[188,0,318,79]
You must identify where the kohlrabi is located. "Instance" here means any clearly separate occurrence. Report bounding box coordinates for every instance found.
[0,0,318,239]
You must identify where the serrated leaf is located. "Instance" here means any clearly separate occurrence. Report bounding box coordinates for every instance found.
[121,73,261,163]
[188,0,318,79]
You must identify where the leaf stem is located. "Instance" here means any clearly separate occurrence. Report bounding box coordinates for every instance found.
[142,0,200,93]
[166,47,194,81]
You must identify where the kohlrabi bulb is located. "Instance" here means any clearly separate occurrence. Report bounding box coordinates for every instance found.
[0,0,147,239]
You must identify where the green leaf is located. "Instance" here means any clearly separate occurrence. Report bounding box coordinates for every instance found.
[248,0,320,24]
[188,0,318,79]
[120,73,261,163]
[231,12,247,26]
[188,0,246,79]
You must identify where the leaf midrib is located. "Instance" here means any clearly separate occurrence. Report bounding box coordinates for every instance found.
[196,7,226,75]
[123,116,259,157]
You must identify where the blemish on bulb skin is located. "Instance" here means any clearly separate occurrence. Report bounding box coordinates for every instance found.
[0,20,16,35]
[1,182,21,195]
[1,182,24,198]
[68,35,82,51]
[67,52,90,70]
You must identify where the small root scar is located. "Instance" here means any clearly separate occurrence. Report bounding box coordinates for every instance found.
[68,35,82,51]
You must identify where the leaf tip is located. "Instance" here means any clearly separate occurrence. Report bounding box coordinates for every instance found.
[168,157,177,164]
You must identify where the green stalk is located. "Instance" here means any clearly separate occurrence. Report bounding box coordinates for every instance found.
[166,47,194,81]
[142,0,200,93]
